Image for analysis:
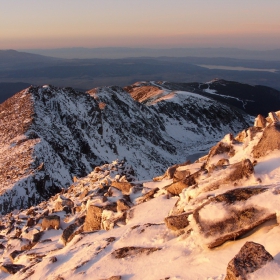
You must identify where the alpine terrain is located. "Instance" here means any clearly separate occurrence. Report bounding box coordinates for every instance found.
[0,108,280,279]
[0,82,251,214]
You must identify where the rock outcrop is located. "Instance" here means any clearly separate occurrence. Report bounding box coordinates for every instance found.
[225,241,273,280]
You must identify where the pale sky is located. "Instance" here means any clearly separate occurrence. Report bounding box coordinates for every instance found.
[1,0,280,50]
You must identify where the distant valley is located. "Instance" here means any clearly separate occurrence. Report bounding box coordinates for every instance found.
[0,49,280,104]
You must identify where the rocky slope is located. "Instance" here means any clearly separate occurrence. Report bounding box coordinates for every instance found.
[0,111,280,279]
[0,83,251,214]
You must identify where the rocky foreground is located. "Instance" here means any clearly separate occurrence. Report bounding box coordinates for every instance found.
[0,111,280,279]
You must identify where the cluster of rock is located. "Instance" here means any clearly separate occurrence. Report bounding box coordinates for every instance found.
[161,111,280,278]
[0,160,161,277]
[0,111,279,279]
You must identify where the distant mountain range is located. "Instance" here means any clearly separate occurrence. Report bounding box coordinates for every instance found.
[1,50,280,92]
[20,47,280,60]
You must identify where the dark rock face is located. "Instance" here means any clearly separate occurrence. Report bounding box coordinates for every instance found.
[225,241,273,280]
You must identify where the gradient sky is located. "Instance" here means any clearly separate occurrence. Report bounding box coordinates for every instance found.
[1,0,280,50]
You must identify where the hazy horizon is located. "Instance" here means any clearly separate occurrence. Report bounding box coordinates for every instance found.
[2,0,280,50]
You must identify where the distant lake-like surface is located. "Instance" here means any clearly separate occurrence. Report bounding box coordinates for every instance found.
[198,64,278,73]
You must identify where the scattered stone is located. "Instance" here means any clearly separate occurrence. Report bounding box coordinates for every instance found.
[41,215,60,230]
[79,189,89,199]
[225,241,273,280]
[203,159,254,192]
[61,224,78,245]
[9,250,23,261]
[117,199,131,212]
[99,276,122,280]
[111,181,132,195]
[173,169,190,181]
[55,197,74,213]
[166,170,202,195]
[0,263,25,274]
[26,218,35,227]
[137,188,159,203]
[165,212,190,231]
[84,205,103,231]
[32,231,44,243]
[111,246,161,259]
[49,256,57,263]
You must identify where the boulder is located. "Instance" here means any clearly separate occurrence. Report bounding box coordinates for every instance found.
[111,181,132,195]
[61,216,85,245]
[26,217,35,227]
[164,212,190,231]
[61,224,78,246]
[84,205,103,231]
[253,123,280,158]
[111,246,161,259]
[41,215,60,230]
[99,276,122,280]
[203,159,254,192]
[9,250,23,262]
[166,170,201,195]
[173,169,191,181]
[225,241,273,280]
[193,187,276,248]
[136,188,159,204]
[55,197,74,213]
[0,264,25,274]
[117,199,131,212]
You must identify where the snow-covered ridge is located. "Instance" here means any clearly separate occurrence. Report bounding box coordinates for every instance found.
[0,112,280,279]
[0,84,251,213]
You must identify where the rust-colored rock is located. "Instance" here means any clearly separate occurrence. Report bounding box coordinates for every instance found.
[84,205,103,231]
[111,181,132,195]
[117,199,130,212]
[254,114,267,128]
[164,212,190,231]
[137,188,159,203]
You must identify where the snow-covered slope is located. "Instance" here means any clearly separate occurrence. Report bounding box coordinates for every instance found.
[0,84,251,213]
[0,112,280,279]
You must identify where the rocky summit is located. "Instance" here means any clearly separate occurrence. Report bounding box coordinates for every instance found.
[0,83,251,214]
[0,110,280,279]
